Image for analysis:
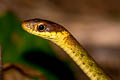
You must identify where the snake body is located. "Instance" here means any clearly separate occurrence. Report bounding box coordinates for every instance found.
[22,18,111,80]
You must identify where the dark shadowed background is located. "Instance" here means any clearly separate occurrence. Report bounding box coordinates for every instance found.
[0,0,120,80]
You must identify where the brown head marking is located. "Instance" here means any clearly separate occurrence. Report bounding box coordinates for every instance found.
[22,18,67,32]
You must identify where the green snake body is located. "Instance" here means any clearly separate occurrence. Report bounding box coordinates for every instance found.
[22,18,111,80]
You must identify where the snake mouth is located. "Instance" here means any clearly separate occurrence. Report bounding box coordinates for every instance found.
[22,21,34,32]
[22,22,27,31]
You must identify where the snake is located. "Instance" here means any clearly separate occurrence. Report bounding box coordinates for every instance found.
[21,18,111,80]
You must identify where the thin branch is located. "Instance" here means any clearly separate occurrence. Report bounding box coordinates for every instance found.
[0,45,2,80]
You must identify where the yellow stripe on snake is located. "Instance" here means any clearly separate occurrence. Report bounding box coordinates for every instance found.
[22,18,111,80]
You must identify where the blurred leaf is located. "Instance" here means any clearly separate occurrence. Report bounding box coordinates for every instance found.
[0,11,58,80]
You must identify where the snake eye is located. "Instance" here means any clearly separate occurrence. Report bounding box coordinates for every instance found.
[37,24,45,31]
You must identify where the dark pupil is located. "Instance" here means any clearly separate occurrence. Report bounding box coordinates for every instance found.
[38,25,44,30]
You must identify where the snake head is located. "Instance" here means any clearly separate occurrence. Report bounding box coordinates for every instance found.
[22,18,69,40]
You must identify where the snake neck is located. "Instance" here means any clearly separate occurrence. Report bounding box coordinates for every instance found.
[50,31,88,62]
[49,31,111,80]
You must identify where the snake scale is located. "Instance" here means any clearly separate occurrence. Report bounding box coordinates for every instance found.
[22,18,111,80]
